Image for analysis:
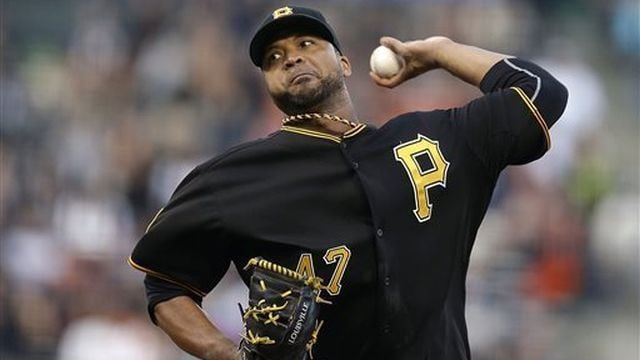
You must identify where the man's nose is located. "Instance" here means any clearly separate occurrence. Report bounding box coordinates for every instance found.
[284,54,304,69]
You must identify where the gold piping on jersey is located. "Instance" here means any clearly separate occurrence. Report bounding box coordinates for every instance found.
[145,207,164,233]
[127,256,207,297]
[282,125,342,143]
[343,123,367,138]
[510,86,551,150]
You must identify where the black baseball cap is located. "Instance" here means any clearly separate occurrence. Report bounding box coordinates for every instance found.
[249,6,342,68]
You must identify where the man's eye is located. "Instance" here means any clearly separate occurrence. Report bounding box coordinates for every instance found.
[267,52,282,63]
[300,40,313,48]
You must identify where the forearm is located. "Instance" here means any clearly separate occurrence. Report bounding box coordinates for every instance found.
[372,36,510,89]
[429,37,509,87]
[155,296,239,360]
[428,38,568,127]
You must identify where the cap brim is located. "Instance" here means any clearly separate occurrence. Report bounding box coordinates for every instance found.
[250,15,337,67]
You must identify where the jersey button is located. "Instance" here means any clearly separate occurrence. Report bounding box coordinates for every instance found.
[384,276,391,286]
[341,142,347,149]
[376,228,384,237]
[383,325,391,334]
[352,161,359,169]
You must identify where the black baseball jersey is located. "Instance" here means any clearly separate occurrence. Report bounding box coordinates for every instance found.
[130,58,567,359]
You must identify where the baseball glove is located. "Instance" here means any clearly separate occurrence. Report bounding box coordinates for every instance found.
[239,257,330,360]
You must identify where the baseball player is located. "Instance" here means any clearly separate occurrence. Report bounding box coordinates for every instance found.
[129,6,567,360]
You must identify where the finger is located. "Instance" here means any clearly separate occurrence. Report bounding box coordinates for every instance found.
[369,71,403,89]
[379,36,408,57]
[369,71,392,88]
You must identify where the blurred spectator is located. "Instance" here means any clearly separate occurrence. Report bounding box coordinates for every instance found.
[57,313,169,360]
[526,40,606,189]
[610,0,640,58]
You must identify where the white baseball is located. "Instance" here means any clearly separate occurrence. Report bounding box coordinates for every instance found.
[370,45,402,78]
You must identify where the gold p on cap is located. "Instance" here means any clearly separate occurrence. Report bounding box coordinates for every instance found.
[249,6,342,67]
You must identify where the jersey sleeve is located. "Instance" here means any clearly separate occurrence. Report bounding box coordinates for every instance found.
[452,58,568,173]
[128,164,231,298]
[144,274,203,324]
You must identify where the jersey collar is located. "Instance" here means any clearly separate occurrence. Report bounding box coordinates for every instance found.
[281,123,368,143]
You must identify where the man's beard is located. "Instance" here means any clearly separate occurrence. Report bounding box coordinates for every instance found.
[272,72,344,114]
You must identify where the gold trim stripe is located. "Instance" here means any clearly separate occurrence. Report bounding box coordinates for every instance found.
[510,86,551,150]
[145,207,164,233]
[127,256,207,297]
[281,125,342,143]
[343,123,367,138]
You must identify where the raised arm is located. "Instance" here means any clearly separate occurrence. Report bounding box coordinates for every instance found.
[370,36,508,88]
[373,36,568,172]
[370,36,567,128]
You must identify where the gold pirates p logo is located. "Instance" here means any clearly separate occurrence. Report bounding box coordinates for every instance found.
[273,6,294,19]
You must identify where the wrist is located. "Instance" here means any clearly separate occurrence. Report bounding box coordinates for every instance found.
[203,337,239,360]
[423,36,454,69]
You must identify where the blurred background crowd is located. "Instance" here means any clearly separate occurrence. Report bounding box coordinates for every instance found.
[1,0,638,359]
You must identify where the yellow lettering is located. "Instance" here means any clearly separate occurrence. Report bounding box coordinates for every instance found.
[272,6,293,19]
[323,246,351,296]
[393,134,449,222]
[295,253,316,278]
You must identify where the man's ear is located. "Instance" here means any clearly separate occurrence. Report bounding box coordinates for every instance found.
[339,54,352,77]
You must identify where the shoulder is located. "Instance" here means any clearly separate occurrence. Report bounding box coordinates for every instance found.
[174,132,286,189]
[202,132,285,170]
[376,110,452,134]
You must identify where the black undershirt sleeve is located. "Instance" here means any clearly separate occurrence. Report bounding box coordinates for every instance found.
[144,274,204,325]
